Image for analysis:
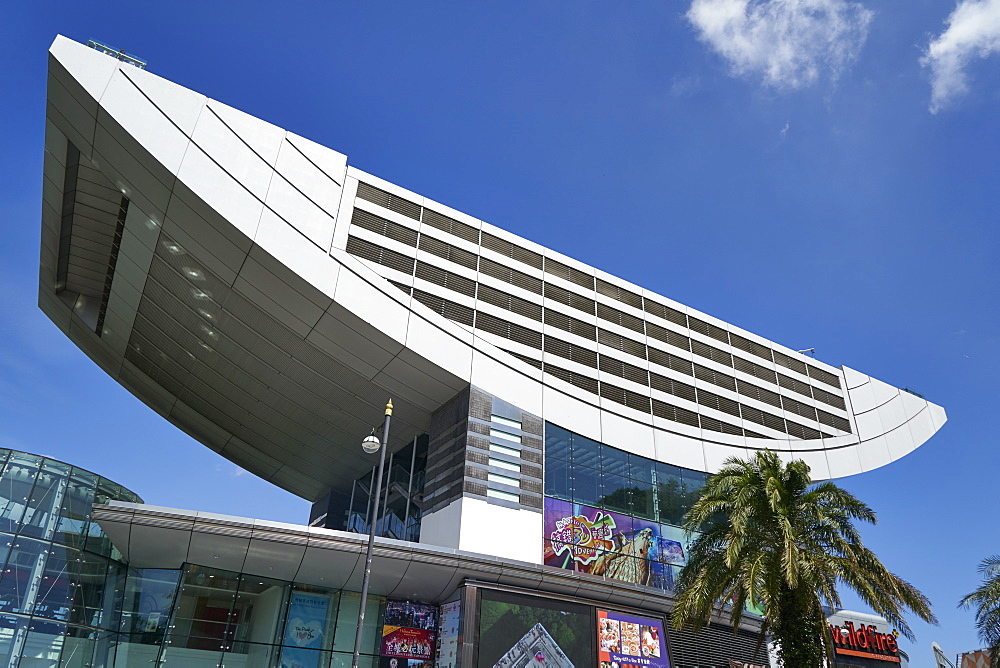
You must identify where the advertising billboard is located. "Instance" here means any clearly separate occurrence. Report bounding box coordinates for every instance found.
[381,600,437,664]
[436,600,461,668]
[543,498,688,591]
[597,609,670,668]
[279,591,331,668]
[477,589,595,667]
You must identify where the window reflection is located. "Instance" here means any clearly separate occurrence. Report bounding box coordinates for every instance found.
[544,421,708,528]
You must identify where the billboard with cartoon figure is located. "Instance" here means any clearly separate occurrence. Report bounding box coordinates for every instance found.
[543,498,689,591]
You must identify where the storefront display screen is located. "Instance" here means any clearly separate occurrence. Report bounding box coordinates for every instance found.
[598,609,670,668]
[381,599,437,662]
[477,589,595,667]
[437,600,461,668]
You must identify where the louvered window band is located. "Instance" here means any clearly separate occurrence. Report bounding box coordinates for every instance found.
[355,181,421,220]
[344,232,847,440]
[422,208,480,244]
[352,189,849,412]
[351,208,417,246]
[345,235,415,275]
[412,289,475,327]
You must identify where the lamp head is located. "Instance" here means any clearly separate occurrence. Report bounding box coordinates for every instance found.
[361,434,381,455]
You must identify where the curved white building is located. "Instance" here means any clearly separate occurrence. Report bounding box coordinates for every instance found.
[40,35,944,564]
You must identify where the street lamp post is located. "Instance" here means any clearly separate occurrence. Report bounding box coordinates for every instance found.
[352,399,393,668]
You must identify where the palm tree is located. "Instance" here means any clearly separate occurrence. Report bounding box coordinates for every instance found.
[671,450,936,667]
[960,555,1000,668]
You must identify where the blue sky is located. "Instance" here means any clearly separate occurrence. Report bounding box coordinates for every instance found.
[3,1,1000,664]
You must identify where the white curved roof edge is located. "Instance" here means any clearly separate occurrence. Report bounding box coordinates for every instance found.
[93,500,765,630]
[43,35,946,483]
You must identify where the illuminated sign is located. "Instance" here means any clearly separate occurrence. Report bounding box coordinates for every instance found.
[597,609,670,668]
[828,621,900,663]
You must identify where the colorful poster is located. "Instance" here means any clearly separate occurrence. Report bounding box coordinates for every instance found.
[279,592,330,668]
[597,610,670,668]
[384,600,438,631]
[382,626,435,660]
[380,599,438,666]
[543,499,689,591]
[436,600,461,668]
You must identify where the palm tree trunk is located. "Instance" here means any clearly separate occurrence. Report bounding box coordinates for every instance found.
[771,588,826,667]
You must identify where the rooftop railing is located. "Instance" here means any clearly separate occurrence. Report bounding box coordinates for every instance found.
[86,39,147,69]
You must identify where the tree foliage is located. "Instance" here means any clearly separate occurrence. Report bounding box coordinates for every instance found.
[671,450,936,667]
[960,555,1000,668]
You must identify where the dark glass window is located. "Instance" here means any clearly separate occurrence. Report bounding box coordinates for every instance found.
[600,474,632,515]
[571,465,601,507]
[628,455,653,484]
[600,445,629,478]
[571,435,600,470]
[544,424,571,462]
[630,478,655,520]
[544,459,571,500]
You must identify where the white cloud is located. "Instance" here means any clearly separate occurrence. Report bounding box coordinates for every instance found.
[686,0,874,88]
[922,0,1000,113]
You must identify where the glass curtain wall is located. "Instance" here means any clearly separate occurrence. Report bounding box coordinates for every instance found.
[109,564,385,667]
[543,423,707,525]
[0,448,141,668]
[542,423,708,592]
[346,436,427,543]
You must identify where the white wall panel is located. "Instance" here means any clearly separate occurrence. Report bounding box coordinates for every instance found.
[176,143,264,242]
[842,366,869,390]
[191,110,274,200]
[50,36,119,106]
[332,267,409,350]
[331,177,358,252]
[854,409,885,442]
[101,70,191,175]
[542,386,601,442]
[265,175,337,250]
[704,442,747,472]
[470,350,543,417]
[928,403,947,431]
[255,209,340,299]
[653,428,705,472]
[857,435,892,472]
[869,377,899,409]
[206,100,285,166]
[404,312,474,383]
[285,132,348,183]
[907,408,937,449]
[825,446,863,479]
[126,66,205,136]
[898,390,925,421]
[884,425,918,461]
[92,122,173,220]
[875,395,907,432]
[458,497,542,564]
[418,498,463,549]
[600,412,655,459]
[847,381,877,414]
